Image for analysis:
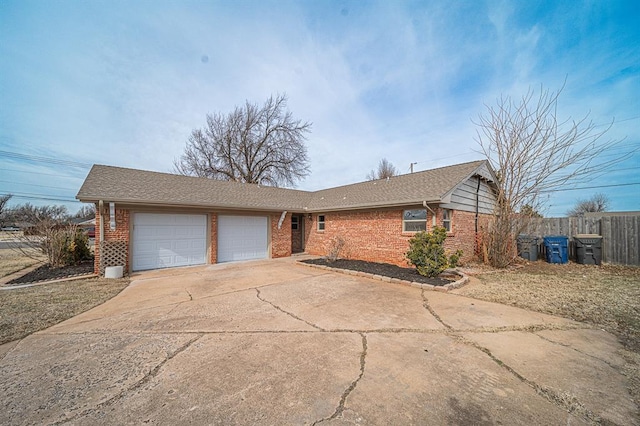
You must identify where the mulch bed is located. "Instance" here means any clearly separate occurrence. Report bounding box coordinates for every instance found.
[302,258,454,286]
[7,260,95,285]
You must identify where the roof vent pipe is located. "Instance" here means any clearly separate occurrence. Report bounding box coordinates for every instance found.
[277,211,287,230]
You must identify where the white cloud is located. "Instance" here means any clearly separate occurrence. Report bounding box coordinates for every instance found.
[1,0,637,214]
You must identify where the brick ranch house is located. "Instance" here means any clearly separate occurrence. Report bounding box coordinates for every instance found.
[76,160,498,274]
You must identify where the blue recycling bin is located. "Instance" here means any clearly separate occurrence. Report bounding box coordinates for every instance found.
[543,236,569,264]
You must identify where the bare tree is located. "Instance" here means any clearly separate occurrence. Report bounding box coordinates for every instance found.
[475,83,632,268]
[0,194,12,226]
[520,204,542,218]
[4,203,76,266]
[566,193,609,216]
[5,203,69,224]
[366,158,398,180]
[174,94,311,187]
[75,204,96,220]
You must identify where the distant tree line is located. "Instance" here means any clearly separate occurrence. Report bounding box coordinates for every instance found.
[0,196,95,227]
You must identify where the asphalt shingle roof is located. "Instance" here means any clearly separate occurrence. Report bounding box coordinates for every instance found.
[77,160,491,212]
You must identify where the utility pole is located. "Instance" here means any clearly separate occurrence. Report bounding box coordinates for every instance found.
[410,162,417,173]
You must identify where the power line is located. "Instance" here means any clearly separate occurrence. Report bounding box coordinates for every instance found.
[0,180,77,191]
[540,182,640,194]
[409,151,479,170]
[0,168,85,179]
[409,116,640,170]
[1,191,78,202]
[4,194,81,203]
[0,150,92,168]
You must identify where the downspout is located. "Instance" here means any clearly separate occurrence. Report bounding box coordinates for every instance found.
[98,200,104,276]
[422,201,436,228]
[475,177,481,233]
[277,211,287,230]
[98,200,105,242]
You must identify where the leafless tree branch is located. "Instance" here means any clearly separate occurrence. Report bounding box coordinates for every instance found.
[474,82,634,267]
[366,158,398,180]
[174,94,311,187]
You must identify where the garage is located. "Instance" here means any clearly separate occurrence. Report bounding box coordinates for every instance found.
[218,215,268,262]
[132,213,207,271]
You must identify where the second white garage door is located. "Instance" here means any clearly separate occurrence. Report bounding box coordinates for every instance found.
[132,213,207,271]
[218,215,268,263]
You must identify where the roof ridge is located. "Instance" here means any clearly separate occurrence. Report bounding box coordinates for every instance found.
[90,164,313,194]
[310,159,486,194]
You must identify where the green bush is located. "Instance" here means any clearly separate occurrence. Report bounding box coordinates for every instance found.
[67,230,92,264]
[448,249,464,268]
[41,227,92,267]
[406,227,463,277]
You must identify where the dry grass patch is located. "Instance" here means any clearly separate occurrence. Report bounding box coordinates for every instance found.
[0,277,129,345]
[456,261,640,405]
[0,249,46,278]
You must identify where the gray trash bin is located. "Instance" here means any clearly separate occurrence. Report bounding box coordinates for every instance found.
[517,235,539,261]
[574,234,603,265]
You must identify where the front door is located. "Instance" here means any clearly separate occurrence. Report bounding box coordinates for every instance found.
[291,214,305,253]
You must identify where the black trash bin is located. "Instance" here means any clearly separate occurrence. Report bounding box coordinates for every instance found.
[517,235,539,261]
[574,234,603,265]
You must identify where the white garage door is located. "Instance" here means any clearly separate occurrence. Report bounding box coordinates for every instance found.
[218,215,268,263]
[132,213,207,271]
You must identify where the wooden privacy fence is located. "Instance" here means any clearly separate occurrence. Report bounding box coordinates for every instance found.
[526,215,640,266]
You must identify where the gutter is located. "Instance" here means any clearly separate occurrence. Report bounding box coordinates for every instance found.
[77,198,305,213]
[78,197,442,214]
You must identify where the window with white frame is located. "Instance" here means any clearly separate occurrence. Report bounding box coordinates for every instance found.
[317,215,325,231]
[291,215,299,230]
[443,209,452,232]
[403,209,427,232]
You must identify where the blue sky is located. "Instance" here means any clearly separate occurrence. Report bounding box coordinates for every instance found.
[1,0,638,217]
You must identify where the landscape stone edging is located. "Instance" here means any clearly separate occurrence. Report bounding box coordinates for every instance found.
[0,273,98,290]
[296,261,469,292]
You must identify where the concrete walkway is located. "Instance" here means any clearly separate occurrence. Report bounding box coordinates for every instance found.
[0,258,637,425]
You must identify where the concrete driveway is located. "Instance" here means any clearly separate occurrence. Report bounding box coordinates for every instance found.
[0,258,637,425]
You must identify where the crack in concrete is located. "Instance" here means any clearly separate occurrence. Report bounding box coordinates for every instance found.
[456,323,590,334]
[313,333,368,425]
[184,288,193,301]
[421,289,452,329]
[0,339,23,364]
[35,321,587,339]
[452,334,602,424]
[533,332,625,373]
[54,333,204,425]
[255,288,326,331]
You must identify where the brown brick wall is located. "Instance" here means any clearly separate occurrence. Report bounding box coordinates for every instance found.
[304,208,486,266]
[271,212,292,258]
[305,209,418,267]
[437,209,477,262]
[95,206,486,272]
[94,205,130,274]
